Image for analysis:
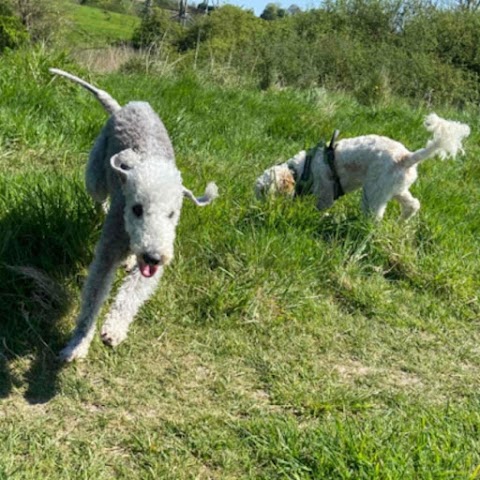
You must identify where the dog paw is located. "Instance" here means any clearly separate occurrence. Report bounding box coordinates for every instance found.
[122,255,137,273]
[100,326,128,347]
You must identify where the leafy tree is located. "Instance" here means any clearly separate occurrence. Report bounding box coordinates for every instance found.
[455,0,480,10]
[179,5,261,55]
[422,9,480,75]
[0,1,13,16]
[142,0,152,16]
[260,3,286,20]
[10,0,63,42]
[287,4,301,15]
[197,1,216,13]
[132,7,184,49]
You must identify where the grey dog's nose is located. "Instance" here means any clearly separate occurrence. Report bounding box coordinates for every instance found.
[143,253,161,266]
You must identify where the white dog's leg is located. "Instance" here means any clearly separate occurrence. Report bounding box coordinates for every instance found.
[394,191,420,220]
[361,177,393,220]
[100,267,163,347]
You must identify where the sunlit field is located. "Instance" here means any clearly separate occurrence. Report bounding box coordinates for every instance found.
[0,50,479,478]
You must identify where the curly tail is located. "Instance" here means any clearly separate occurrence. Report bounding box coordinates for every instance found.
[49,68,121,115]
[402,114,470,168]
[183,182,219,207]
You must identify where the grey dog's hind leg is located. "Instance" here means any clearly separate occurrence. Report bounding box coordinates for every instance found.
[101,267,164,347]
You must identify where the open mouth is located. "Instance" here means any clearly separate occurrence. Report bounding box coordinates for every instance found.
[138,259,160,278]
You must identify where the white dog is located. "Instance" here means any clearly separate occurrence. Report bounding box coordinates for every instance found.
[255,114,470,220]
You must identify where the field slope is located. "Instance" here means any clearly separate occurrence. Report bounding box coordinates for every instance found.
[0,52,479,479]
[62,1,140,47]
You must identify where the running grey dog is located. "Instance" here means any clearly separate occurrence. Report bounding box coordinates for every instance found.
[50,68,218,362]
[255,114,470,220]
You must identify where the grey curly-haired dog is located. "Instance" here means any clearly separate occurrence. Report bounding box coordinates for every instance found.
[50,68,218,362]
[255,114,470,220]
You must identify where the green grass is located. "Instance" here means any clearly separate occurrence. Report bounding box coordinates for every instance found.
[0,49,479,479]
[62,1,140,47]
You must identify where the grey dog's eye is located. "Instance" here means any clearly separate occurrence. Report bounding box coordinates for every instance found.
[132,204,143,217]
[168,211,175,219]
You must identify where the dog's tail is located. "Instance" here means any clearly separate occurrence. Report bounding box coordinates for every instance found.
[49,68,121,115]
[183,182,219,206]
[402,113,470,168]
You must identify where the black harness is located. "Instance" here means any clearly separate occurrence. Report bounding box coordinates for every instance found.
[292,130,344,199]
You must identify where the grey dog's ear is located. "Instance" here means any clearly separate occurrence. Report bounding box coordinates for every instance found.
[183,182,219,206]
[110,149,138,183]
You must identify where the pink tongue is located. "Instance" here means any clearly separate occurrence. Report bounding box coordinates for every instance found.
[140,263,159,278]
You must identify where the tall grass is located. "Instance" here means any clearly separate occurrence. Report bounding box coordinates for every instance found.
[0,49,479,477]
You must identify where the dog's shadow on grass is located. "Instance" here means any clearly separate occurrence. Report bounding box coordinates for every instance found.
[314,212,376,246]
[0,175,99,403]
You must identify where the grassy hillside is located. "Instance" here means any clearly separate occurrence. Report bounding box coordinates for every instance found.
[63,1,140,47]
[0,50,479,478]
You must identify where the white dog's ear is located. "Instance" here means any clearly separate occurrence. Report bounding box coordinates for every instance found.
[183,182,219,206]
[110,149,137,183]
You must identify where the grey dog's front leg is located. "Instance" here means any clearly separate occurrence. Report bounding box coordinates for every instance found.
[101,266,163,347]
[59,245,120,361]
[60,207,128,362]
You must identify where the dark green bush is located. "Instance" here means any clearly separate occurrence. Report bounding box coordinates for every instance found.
[132,7,184,49]
[179,5,262,57]
[129,0,480,106]
[0,15,28,51]
[432,10,480,76]
[260,3,287,20]
[0,1,13,16]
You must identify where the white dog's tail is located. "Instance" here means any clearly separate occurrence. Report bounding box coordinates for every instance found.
[402,113,470,168]
[49,68,121,115]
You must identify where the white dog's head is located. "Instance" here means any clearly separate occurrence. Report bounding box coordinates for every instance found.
[254,150,307,200]
[254,164,296,199]
[111,149,218,278]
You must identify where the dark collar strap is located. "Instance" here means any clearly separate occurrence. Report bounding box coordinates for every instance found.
[325,129,344,200]
[291,130,343,198]
[294,140,324,196]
